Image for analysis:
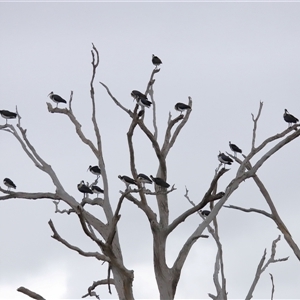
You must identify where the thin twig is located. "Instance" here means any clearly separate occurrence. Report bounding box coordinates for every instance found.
[270,273,275,300]
[251,101,263,150]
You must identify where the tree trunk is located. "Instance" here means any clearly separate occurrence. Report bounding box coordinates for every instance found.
[153,228,176,299]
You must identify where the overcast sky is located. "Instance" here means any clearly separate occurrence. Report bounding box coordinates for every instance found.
[1,2,300,299]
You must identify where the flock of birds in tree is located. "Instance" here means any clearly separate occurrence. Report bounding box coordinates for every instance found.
[77,167,170,198]
[217,109,299,167]
[1,55,300,215]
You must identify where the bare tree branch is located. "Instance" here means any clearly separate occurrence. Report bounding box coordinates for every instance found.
[121,191,158,225]
[81,197,104,207]
[0,189,61,202]
[162,96,193,156]
[237,124,300,178]
[82,278,116,299]
[90,44,102,155]
[48,219,110,262]
[47,102,99,156]
[99,81,131,115]
[17,287,45,300]
[270,273,275,300]
[106,192,128,245]
[230,145,300,261]
[0,124,42,168]
[148,81,158,139]
[185,188,227,299]
[53,200,76,214]
[251,101,263,150]
[144,68,160,139]
[245,235,288,300]
[167,168,227,235]
[224,204,273,219]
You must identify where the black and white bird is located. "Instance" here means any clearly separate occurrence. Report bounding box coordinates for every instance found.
[150,175,170,189]
[91,185,104,197]
[77,180,93,197]
[174,103,191,114]
[131,90,152,109]
[199,210,210,217]
[284,109,299,128]
[229,141,242,157]
[0,110,17,124]
[48,92,67,107]
[88,165,101,178]
[131,90,147,100]
[137,173,152,189]
[218,151,233,167]
[118,175,137,190]
[137,97,152,109]
[152,54,162,68]
[3,178,16,190]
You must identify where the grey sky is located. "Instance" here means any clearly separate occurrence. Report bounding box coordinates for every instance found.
[1,2,300,299]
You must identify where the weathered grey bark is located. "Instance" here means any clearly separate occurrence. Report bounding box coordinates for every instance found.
[17,287,45,300]
[245,236,288,300]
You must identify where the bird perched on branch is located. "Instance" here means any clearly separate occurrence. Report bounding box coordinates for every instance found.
[0,110,17,124]
[48,92,67,107]
[118,175,137,190]
[199,210,210,217]
[77,180,93,198]
[3,178,16,191]
[137,173,152,189]
[91,185,104,197]
[218,151,233,167]
[152,54,162,68]
[175,103,192,115]
[88,165,101,178]
[150,175,170,190]
[131,90,152,109]
[229,141,242,157]
[283,109,299,128]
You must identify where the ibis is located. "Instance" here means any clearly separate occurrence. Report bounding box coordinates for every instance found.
[229,141,242,157]
[200,210,210,217]
[284,109,299,128]
[150,175,170,189]
[137,98,152,109]
[3,178,16,190]
[91,185,104,197]
[77,180,93,197]
[0,110,17,124]
[152,54,162,68]
[131,90,147,100]
[48,92,67,107]
[174,103,191,114]
[137,173,152,189]
[88,165,101,178]
[118,175,137,190]
[131,90,151,109]
[218,151,233,167]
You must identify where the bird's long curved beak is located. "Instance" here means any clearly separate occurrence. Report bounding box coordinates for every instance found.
[47,92,51,97]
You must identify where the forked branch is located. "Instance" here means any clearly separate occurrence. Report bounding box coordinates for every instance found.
[48,219,110,262]
[245,235,288,300]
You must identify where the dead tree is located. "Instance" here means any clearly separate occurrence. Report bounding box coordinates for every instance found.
[0,45,299,299]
